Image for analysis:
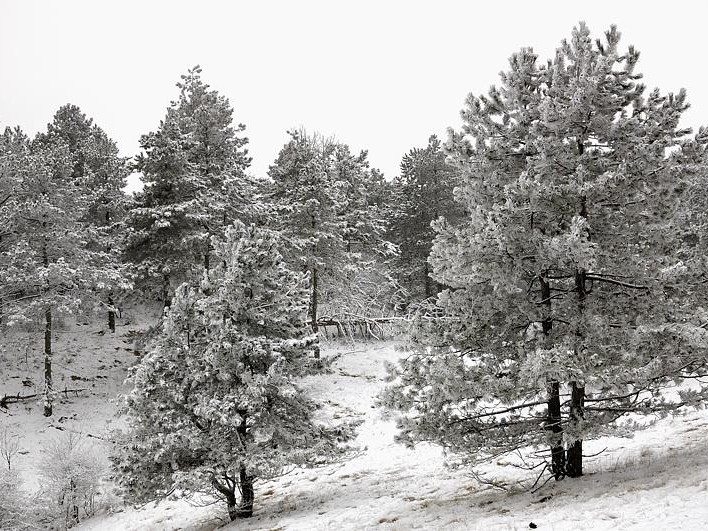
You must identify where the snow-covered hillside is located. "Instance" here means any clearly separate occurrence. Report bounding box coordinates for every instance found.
[70,335,707,530]
[3,313,707,530]
[0,311,143,492]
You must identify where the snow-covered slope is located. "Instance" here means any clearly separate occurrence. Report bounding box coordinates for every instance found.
[70,340,708,531]
[0,310,146,492]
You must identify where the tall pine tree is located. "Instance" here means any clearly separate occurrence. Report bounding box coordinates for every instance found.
[388,135,464,304]
[0,127,127,416]
[267,129,395,343]
[124,66,255,304]
[267,130,345,350]
[382,23,708,480]
[35,104,130,331]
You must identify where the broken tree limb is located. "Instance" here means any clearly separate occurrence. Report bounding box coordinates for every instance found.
[0,392,37,408]
[0,387,88,409]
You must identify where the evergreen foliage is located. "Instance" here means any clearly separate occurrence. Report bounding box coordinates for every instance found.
[35,104,131,331]
[382,23,708,479]
[0,125,128,416]
[388,135,464,304]
[267,129,396,343]
[124,66,256,303]
[113,222,351,521]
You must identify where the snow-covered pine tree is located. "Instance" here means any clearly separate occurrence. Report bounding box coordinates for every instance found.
[267,129,346,351]
[34,104,130,331]
[382,23,708,480]
[0,128,128,416]
[0,126,27,326]
[388,135,464,304]
[124,66,255,305]
[268,130,397,342]
[320,143,399,326]
[113,222,350,521]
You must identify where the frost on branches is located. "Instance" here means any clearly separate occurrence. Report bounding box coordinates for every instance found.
[267,129,396,345]
[35,104,131,332]
[113,222,353,521]
[124,66,257,304]
[382,23,708,481]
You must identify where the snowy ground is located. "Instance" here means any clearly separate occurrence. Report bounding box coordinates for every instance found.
[2,317,708,530]
[0,308,151,492]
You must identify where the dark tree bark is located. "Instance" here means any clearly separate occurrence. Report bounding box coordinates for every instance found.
[566,380,585,477]
[42,227,53,417]
[311,267,320,358]
[162,274,171,308]
[237,464,254,518]
[225,490,238,522]
[567,191,588,477]
[541,276,565,479]
[424,261,432,298]
[43,306,53,417]
[108,294,116,333]
[212,479,239,522]
[104,211,116,333]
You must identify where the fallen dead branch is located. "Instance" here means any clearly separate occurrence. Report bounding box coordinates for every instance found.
[0,387,88,408]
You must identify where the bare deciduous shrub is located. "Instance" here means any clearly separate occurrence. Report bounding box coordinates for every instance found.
[37,432,106,529]
[1,428,21,470]
[0,467,31,530]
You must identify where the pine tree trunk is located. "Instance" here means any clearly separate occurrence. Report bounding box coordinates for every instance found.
[212,475,240,521]
[311,267,320,358]
[104,210,116,332]
[43,306,53,417]
[69,479,79,526]
[548,380,565,478]
[540,276,565,479]
[234,412,254,518]
[566,381,585,477]
[567,212,587,476]
[237,464,254,518]
[108,294,116,333]
[225,490,238,521]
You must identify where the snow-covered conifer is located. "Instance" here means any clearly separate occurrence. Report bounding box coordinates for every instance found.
[113,222,350,521]
[267,130,346,348]
[268,129,396,343]
[388,135,464,304]
[0,128,128,416]
[35,104,130,331]
[124,66,256,304]
[382,23,708,480]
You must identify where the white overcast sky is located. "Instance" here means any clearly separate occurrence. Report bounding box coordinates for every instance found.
[2,1,707,191]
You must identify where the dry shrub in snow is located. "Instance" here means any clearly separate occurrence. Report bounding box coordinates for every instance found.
[0,467,31,530]
[37,432,107,529]
[1,427,20,470]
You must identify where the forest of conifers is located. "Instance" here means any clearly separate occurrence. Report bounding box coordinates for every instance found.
[2,22,708,528]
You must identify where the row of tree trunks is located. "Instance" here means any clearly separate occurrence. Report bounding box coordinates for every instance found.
[314,316,399,341]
